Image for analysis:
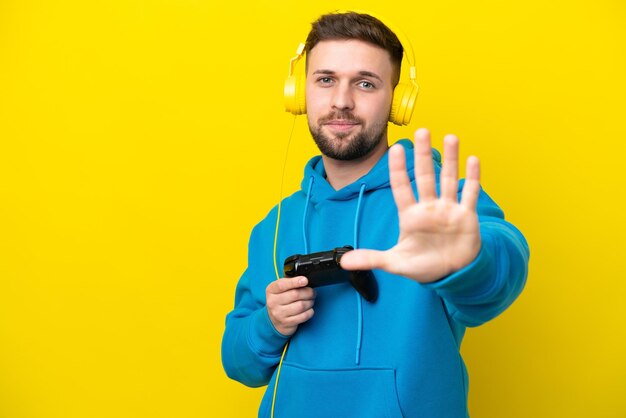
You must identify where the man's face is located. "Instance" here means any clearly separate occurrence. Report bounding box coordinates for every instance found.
[305,40,395,161]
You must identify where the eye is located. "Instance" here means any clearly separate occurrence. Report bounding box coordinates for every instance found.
[358,81,375,89]
[317,77,334,85]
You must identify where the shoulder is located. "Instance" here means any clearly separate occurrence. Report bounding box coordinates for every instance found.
[251,190,307,237]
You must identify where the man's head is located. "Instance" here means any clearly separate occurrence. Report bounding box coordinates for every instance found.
[303,12,404,161]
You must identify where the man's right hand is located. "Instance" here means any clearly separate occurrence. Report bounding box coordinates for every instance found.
[266,276,316,337]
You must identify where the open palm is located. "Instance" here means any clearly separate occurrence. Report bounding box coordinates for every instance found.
[340,128,482,283]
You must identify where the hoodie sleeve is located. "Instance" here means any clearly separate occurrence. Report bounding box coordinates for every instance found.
[422,185,530,327]
[221,208,290,387]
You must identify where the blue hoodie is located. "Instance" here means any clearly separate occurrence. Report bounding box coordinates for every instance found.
[222,139,529,418]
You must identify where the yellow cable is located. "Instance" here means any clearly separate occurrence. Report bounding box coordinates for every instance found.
[272,115,298,280]
[270,115,298,418]
[270,341,290,418]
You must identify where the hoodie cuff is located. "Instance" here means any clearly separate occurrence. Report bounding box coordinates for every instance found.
[422,238,497,302]
[247,306,291,357]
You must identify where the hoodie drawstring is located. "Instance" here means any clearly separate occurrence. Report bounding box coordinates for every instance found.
[300,179,367,366]
[302,176,314,254]
[353,183,367,365]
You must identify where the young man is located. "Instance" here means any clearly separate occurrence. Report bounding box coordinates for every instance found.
[222,12,529,418]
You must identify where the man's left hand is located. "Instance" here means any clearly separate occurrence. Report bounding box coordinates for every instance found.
[340,128,482,283]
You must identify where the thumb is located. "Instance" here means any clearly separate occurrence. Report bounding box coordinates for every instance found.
[339,249,386,271]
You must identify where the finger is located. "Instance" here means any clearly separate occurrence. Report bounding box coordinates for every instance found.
[413,128,437,202]
[285,308,315,326]
[275,286,316,303]
[339,249,387,271]
[268,303,315,335]
[460,156,481,209]
[268,285,316,310]
[440,134,460,202]
[267,276,308,294]
[299,286,317,301]
[285,299,315,317]
[389,144,416,212]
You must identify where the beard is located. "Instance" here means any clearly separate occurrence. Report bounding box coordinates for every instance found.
[308,110,387,161]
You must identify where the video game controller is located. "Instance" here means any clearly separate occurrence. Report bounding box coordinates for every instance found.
[284,245,378,302]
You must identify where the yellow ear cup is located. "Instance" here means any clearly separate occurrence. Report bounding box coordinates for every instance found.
[389,81,419,126]
[284,74,307,115]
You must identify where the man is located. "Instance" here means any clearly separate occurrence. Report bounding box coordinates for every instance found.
[222,11,529,418]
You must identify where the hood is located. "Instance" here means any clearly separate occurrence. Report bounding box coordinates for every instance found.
[300,139,442,202]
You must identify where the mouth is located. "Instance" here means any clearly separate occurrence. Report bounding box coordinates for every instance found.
[323,120,360,132]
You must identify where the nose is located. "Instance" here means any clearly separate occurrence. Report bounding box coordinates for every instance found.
[331,82,354,111]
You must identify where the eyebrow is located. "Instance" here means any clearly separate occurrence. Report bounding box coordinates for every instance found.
[312,69,384,83]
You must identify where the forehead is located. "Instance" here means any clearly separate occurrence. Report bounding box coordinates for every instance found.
[306,40,394,79]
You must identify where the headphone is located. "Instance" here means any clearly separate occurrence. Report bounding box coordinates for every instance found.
[284,11,420,126]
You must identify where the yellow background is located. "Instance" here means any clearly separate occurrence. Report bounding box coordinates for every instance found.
[1,1,625,417]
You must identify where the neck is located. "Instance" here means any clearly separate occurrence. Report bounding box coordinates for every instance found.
[322,137,389,190]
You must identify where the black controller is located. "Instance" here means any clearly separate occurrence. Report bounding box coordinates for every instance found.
[284,246,378,302]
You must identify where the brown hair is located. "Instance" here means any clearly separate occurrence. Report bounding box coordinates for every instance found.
[304,11,404,84]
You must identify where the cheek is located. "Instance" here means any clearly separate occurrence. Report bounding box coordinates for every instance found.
[305,87,324,116]
[381,92,395,116]
[363,96,393,121]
